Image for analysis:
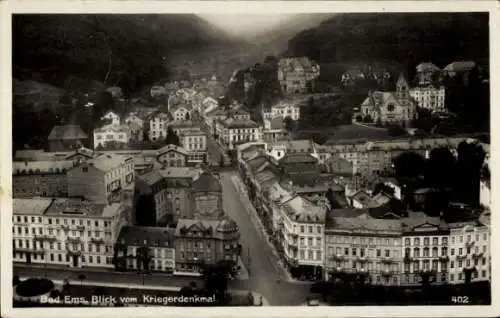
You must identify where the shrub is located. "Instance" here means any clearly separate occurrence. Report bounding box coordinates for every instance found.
[15,278,55,297]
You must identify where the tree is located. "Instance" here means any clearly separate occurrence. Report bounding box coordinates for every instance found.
[77,274,86,287]
[424,147,456,189]
[455,141,486,206]
[387,124,407,137]
[13,275,20,286]
[165,127,181,146]
[393,152,426,182]
[363,114,373,123]
[219,154,225,167]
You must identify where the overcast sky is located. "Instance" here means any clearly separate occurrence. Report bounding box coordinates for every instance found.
[198,14,294,39]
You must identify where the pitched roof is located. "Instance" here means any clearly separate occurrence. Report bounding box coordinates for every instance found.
[87,153,130,172]
[44,197,121,218]
[48,125,88,141]
[13,198,53,215]
[192,172,222,192]
[444,61,476,72]
[157,144,188,156]
[282,195,326,223]
[221,118,260,129]
[117,226,174,247]
[416,62,440,72]
[326,211,402,234]
[13,160,74,174]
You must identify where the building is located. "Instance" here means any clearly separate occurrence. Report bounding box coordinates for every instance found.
[178,129,208,164]
[278,57,320,94]
[124,113,145,142]
[267,99,301,121]
[148,111,170,142]
[13,160,74,198]
[93,124,131,150]
[226,108,251,121]
[443,61,476,78]
[322,154,354,175]
[350,190,380,209]
[401,212,450,285]
[135,168,202,226]
[47,125,88,152]
[67,154,135,207]
[218,118,261,150]
[101,110,121,126]
[191,172,224,220]
[13,197,129,269]
[409,85,446,113]
[447,215,490,285]
[275,194,327,280]
[168,120,198,136]
[324,211,403,285]
[156,144,188,168]
[415,62,441,86]
[150,85,167,98]
[106,87,123,99]
[174,218,240,274]
[262,117,289,142]
[114,226,175,273]
[358,74,417,126]
[169,103,193,121]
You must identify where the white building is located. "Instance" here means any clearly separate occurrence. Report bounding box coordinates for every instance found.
[93,124,131,149]
[169,103,193,121]
[178,129,208,164]
[101,110,121,126]
[148,111,170,142]
[13,197,129,269]
[269,99,301,121]
[124,113,145,142]
[409,85,446,113]
[218,118,262,150]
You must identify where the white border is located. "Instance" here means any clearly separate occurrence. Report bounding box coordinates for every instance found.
[1,1,499,318]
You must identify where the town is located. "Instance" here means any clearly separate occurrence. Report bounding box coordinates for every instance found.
[11,13,491,307]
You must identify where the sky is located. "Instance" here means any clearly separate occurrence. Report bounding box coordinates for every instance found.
[198,14,294,39]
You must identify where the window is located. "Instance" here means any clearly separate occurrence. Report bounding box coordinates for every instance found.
[458,260,463,268]
[451,248,455,256]
[308,238,313,246]
[414,248,420,257]
[414,238,420,246]
[459,248,463,256]
[352,248,357,256]
[344,248,349,256]
[414,261,420,272]
[308,226,313,234]
[316,250,322,261]
[385,250,390,257]
[405,238,410,246]
[317,226,321,234]
[459,236,463,243]
[317,237,322,247]
[300,226,304,233]
[360,248,365,257]
[376,249,381,257]
[424,238,430,246]
[458,273,463,280]
[82,167,88,173]
[482,270,486,278]
[432,237,438,245]
[300,237,305,246]
[442,237,448,245]
[89,256,93,263]
[441,247,447,256]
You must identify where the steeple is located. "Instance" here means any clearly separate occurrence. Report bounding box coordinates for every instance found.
[396,72,409,99]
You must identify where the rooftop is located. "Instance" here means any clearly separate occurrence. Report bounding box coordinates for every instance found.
[161,167,203,179]
[222,118,260,129]
[48,125,88,141]
[157,144,188,156]
[44,197,123,218]
[401,211,449,233]
[13,198,53,215]
[175,218,239,239]
[85,153,131,172]
[94,124,131,133]
[168,120,197,128]
[444,61,476,72]
[282,195,326,224]
[326,211,402,234]
[13,160,74,174]
[117,226,174,248]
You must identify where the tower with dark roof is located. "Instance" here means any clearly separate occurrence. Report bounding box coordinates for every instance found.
[191,172,224,220]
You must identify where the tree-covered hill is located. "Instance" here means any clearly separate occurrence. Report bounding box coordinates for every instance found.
[12,14,234,95]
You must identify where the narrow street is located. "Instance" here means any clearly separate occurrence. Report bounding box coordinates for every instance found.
[220,172,312,305]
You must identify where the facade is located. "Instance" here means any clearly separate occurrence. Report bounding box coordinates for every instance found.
[275,194,327,280]
[324,212,403,285]
[415,62,441,86]
[178,129,208,164]
[168,120,198,136]
[67,154,135,207]
[269,99,301,121]
[169,103,193,121]
[93,124,131,150]
[409,85,446,113]
[47,125,88,152]
[278,57,320,94]
[114,226,175,273]
[218,118,262,150]
[13,197,129,269]
[401,212,450,285]
[156,144,188,168]
[148,111,170,142]
[150,85,167,98]
[262,117,289,142]
[101,111,121,126]
[13,160,73,198]
[174,218,240,274]
[191,172,224,220]
[124,113,145,142]
[359,74,417,126]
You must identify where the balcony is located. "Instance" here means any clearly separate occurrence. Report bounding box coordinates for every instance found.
[381,269,394,276]
[61,225,70,231]
[403,255,413,262]
[456,254,467,260]
[67,249,82,257]
[329,254,344,261]
[472,251,484,258]
[439,256,449,262]
[66,237,81,244]
[90,238,105,244]
[465,241,475,248]
[357,255,368,262]
[381,257,394,264]
[13,247,46,254]
[76,225,85,232]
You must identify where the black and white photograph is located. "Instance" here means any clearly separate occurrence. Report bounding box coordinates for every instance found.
[2,1,499,317]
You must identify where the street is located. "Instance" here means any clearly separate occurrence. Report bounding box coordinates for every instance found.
[220,172,312,305]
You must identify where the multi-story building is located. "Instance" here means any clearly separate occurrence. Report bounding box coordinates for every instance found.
[124,112,145,142]
[47,125,88,152]
[174,218,240,274]
[168,120,198,136]
[278,57,320,94]
[156,144,188,168]
[148,111,170,142]
[262,117,289,142]
[13,160,74,197]
[267,98,301,121]
[447,213,490,285]
[150,85,167,98]
[218,118,261,150]
[114,226,175,273]
[324,211,403,285]
[226,108,251,121]
[169,103,193,121]
[135,168,203,226]
[358,74,417,126]
[67,154,135,207]
[414,62,441,86]
[101,110,121,126]
[401,212,450,285]
[191,172,224,220]
[409,85,446,113]
[272,191,327,280]
[13,197,129,269]
[93,124,131,150]
[178,129,208,164]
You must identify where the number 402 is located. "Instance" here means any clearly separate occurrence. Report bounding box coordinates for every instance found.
[452,296,469,304]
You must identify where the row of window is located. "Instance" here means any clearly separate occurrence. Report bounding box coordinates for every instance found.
[296,236,322,248]
[13,239,113,253]
[328,247,399,258]
[45,218,111,228]
[296,249,322,261]
[327,235,397,246]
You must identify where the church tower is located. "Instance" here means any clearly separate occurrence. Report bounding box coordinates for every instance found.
[396,72,409,99]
